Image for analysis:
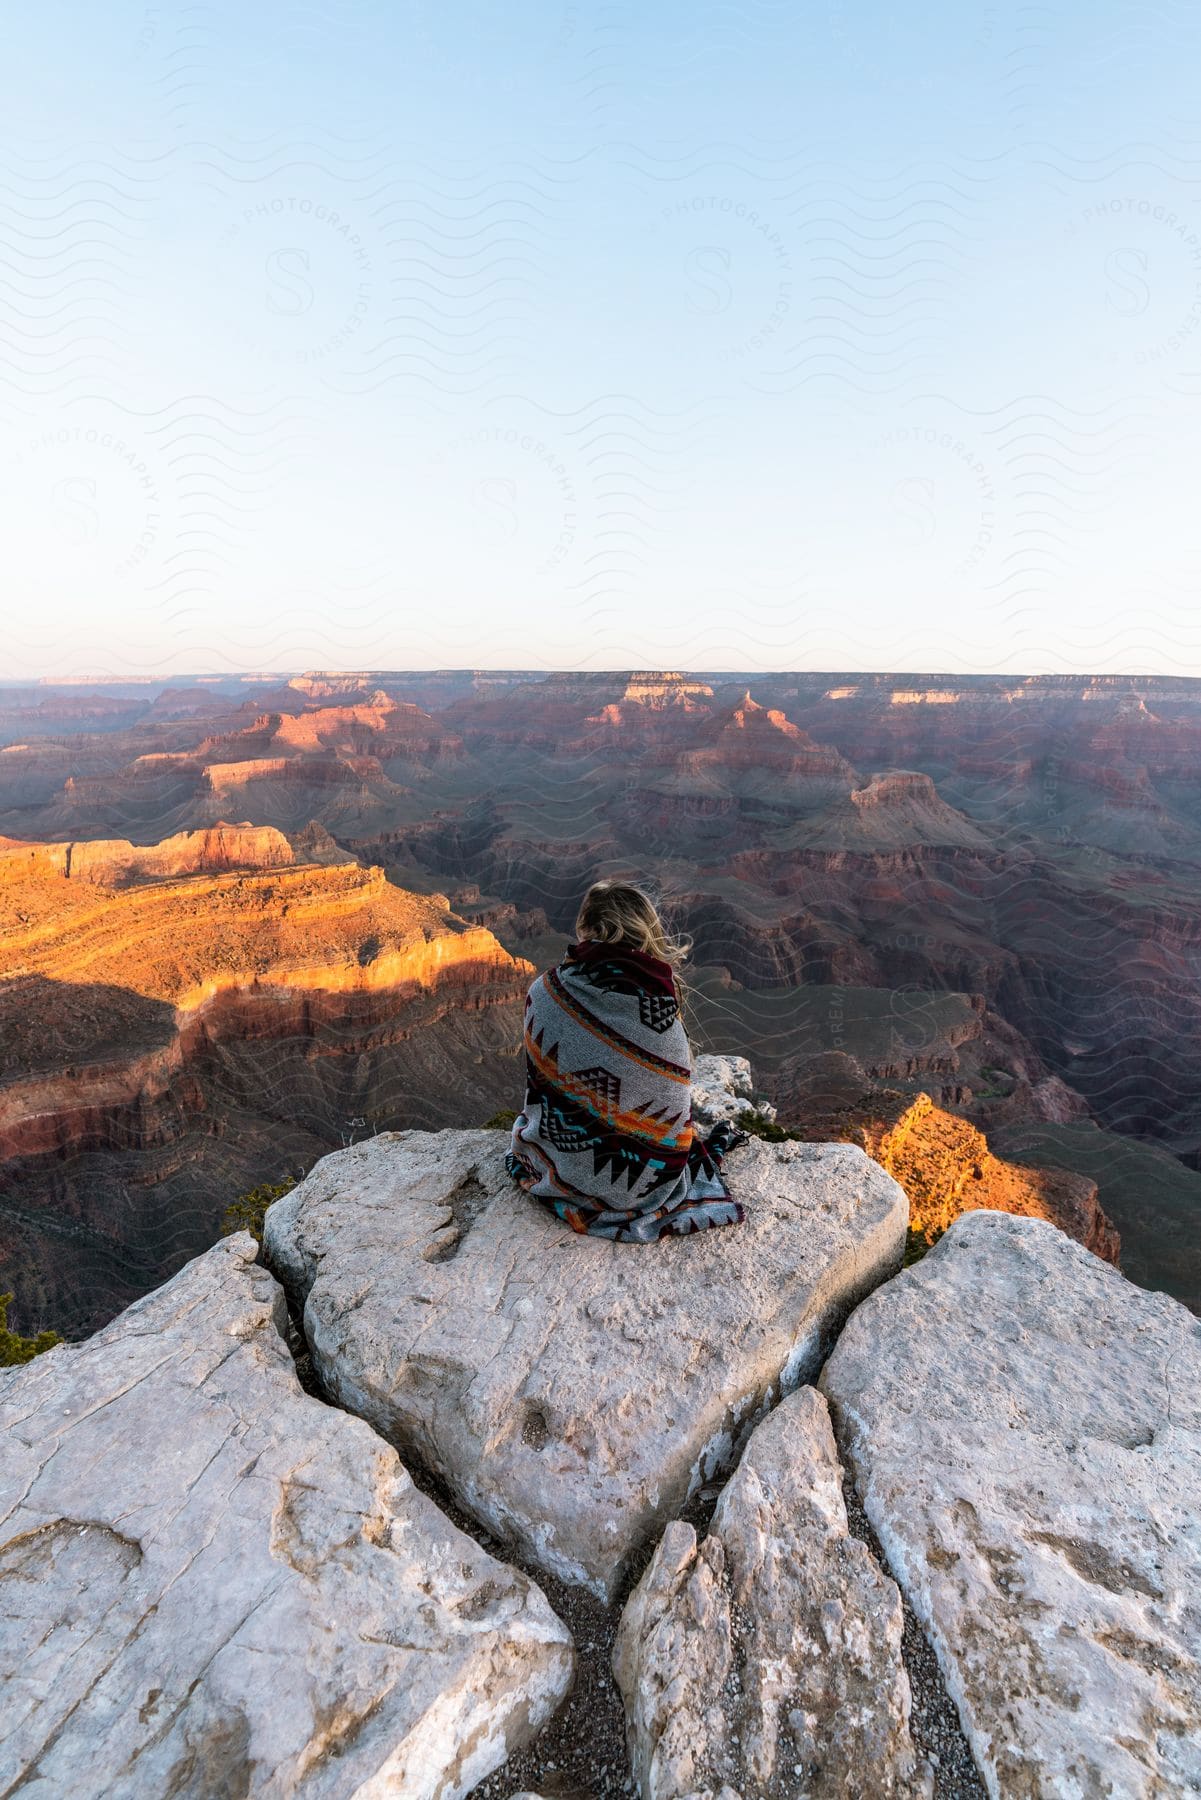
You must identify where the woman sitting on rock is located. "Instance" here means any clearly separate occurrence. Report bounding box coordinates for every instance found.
[505,880,747,1240]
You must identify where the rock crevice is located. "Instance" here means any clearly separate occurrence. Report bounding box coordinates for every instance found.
[612,1385,932,1800]
[820,1210,1201,1798]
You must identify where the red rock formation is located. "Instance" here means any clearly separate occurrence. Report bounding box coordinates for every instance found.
[442,672,720,753]
[202,755,393,796]
[790,1088,1120,1264]
[0,822,342,887]
[0,837,534,1332]
[0,854,528,1035]
[676,693,855,779]
[270,698,462,762]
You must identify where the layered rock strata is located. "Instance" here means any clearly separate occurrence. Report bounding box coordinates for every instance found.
[0,854,531,1164]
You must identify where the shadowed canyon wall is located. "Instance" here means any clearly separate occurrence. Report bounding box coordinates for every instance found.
[2,668,1199,1327]
[0,831,531,1336]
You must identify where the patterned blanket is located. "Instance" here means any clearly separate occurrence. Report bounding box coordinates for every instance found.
[505,937,745,1240]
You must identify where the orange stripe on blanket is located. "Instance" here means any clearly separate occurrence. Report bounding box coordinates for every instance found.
[524,1030,693,1151]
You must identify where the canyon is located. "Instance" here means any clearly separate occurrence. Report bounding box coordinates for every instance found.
[0,821,530,1337]
[1,668,1199,1336]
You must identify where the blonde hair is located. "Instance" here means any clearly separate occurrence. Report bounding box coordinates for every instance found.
[574,880,693,984]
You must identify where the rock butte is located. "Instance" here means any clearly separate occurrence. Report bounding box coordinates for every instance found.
[0,819,347,886]
[0,848,531,1156]
[0,1231,573,1799]
[801,1086,1120,1264]
[263,1056,910,1602]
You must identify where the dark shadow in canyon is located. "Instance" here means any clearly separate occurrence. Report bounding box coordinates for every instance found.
[0,971,526,1340]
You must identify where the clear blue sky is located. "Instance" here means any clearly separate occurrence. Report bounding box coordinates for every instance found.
[2,0,1200,678]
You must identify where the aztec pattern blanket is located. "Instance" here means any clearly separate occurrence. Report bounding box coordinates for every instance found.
[505,937,746,1241]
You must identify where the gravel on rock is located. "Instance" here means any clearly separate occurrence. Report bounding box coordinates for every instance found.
[840,1474,986,1800]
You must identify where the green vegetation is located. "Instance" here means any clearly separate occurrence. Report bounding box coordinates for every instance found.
[903,1224,945,1267]
[220,1179,297,1245]
[482,1108,519,1130]
[0,1292,62,1366]
[735,1107,805,1142]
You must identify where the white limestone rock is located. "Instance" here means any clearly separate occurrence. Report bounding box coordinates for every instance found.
[263,1067,907,1601]
[0,1233,574,1800]
[612,1385,929,1800]
[820,1210,1201,1799]
[690,1053,777,1128]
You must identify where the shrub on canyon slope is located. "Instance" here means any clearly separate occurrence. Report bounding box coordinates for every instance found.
[0,1292,62,1366]
[904,1223,945,1266]
[736,1107,805,1143]
[221,1179,297,1244]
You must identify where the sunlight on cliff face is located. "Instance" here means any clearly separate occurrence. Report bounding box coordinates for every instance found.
[862,1091,1119,1264]
[0,836,532,1014]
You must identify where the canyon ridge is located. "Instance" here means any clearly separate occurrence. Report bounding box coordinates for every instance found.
[2,668,1200,1338]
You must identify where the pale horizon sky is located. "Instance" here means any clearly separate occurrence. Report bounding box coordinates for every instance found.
[2,2,1200,679]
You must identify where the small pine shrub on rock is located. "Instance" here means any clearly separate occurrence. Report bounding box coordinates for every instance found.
[0,1292,62,1366]
[482,1109,519,1130]
[735,1107,803,1142]
[220,1179,297,1245]
[903,1223,945,1267]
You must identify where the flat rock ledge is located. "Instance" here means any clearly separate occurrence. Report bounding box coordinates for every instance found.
[0,1233,573,1800]
[263,1064,907,1601]
[820,1210,1201,1799]
[613,1385,930,1800]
